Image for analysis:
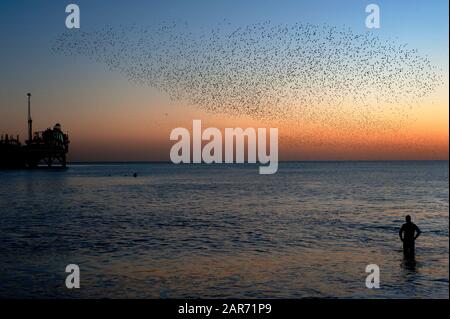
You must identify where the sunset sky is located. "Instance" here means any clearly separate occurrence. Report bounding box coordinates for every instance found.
[0,0,448,161]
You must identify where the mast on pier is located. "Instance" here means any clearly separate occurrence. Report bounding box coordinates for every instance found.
[27,93,32,144]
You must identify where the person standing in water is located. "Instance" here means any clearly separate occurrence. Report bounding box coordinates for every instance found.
[399,215,422,258]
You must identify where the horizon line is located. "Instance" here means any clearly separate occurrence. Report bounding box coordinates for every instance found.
[68,159,449,164]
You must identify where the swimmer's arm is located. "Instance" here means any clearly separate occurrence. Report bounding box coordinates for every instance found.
[399,226,404,241]
[414,226,422,240]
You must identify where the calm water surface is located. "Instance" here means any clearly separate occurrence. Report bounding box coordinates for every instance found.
[0,161,448,298]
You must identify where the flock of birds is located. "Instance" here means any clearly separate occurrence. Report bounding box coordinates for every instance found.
[52,21,442,138]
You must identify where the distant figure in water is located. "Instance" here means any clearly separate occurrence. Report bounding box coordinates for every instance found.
[133,172,138,178]
[399,215,421,258]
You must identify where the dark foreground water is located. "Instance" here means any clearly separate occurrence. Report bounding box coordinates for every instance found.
[0,161,448,298]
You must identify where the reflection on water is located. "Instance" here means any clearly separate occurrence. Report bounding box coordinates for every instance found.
[0,161,448,298]
[402,257,417,272]
[400,257,420,298]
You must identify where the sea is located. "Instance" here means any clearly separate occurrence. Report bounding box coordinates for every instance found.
[0,161,448,298]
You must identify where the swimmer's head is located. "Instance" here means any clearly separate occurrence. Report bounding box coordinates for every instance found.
[405,215,411,223]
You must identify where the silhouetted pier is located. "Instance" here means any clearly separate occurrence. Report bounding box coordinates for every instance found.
[0,93,69,168]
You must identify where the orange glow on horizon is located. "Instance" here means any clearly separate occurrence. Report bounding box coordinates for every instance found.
[1,75,448,162]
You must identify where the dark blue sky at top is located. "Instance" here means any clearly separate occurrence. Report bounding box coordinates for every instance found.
[0,0,448,120]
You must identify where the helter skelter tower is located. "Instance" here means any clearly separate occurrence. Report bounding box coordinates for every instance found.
[27,93,32,144]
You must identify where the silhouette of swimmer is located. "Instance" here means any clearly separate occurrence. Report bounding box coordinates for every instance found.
[399,215,421,258]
